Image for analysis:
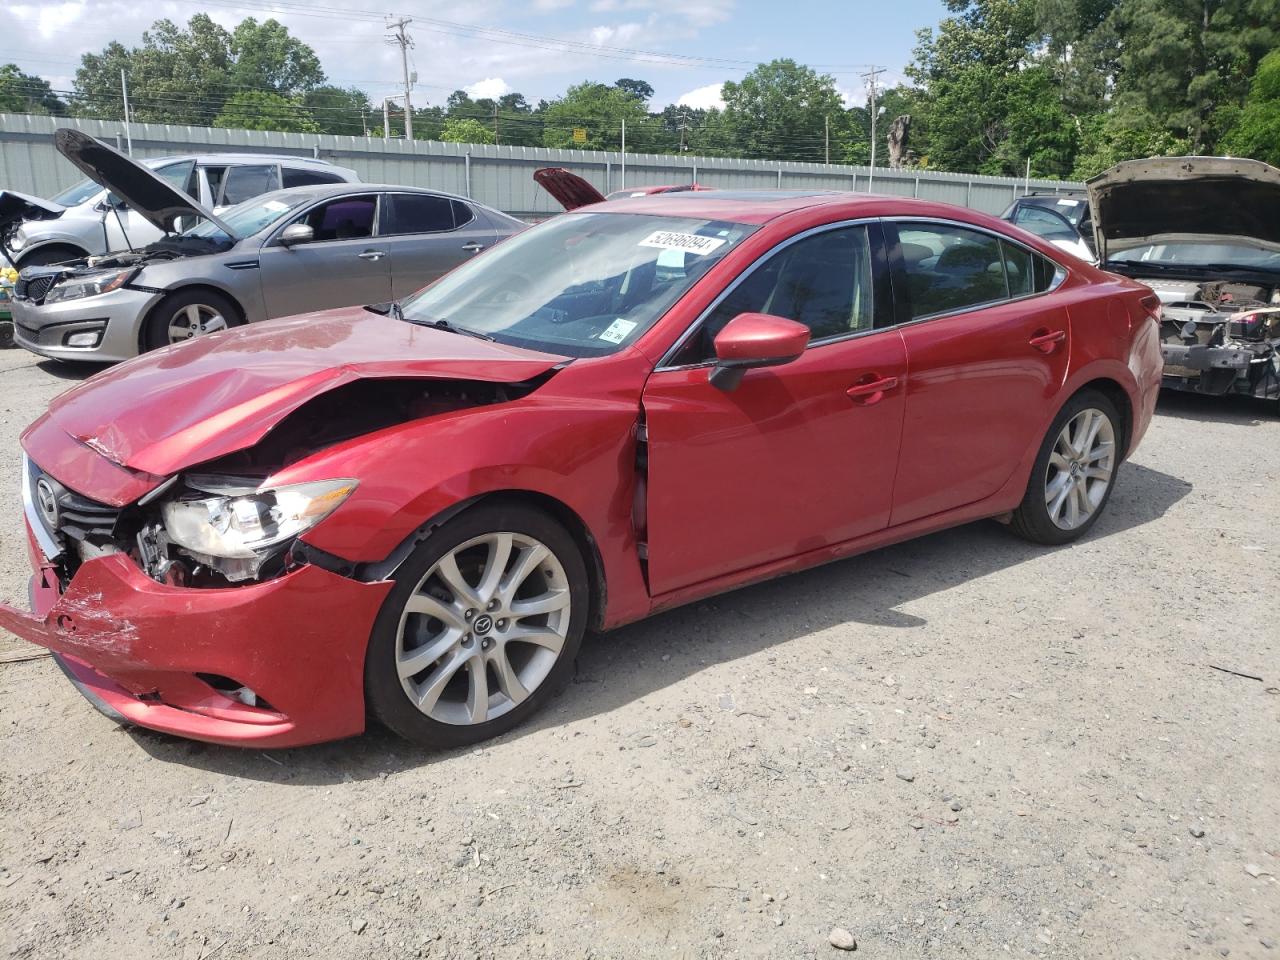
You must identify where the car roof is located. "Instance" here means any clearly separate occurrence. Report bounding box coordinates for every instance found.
[580,190,859,224]
[145,153,348,168]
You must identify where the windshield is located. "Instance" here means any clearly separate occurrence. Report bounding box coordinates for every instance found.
[1026,197,1086,226]
[399,212,755,357]
[52,178,102,207]
[1108,241,1280,271]
[185,191,311,243]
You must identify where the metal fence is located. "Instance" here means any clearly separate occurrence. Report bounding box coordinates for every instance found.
[0,113,1084,219]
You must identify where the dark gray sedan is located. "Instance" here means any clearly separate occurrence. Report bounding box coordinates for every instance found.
[8,131,523,362]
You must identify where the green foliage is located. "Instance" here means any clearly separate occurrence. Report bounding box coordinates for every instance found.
[302,86,373,136]
[440,117,496,144]
[541,82,653,150]
[722,59,848,161]
[0,64,67,116]
[213,91,319,133]
[1220,48,1280,165]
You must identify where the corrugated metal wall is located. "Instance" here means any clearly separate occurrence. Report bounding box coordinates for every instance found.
[1,113,1084,218]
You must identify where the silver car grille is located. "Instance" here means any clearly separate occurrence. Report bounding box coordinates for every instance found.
[15,274,55,304]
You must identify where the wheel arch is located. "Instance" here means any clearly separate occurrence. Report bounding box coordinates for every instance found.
[139,283,246,353]
[15,241,89,268]
[1069,376,1133,460]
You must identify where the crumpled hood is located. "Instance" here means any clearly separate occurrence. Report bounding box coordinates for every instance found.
[1087,156,1280,262]
[40,306,567,478]
[54,128,234,237]
[0,190,64,230]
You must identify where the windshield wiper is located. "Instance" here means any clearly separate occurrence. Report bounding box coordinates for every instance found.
[408,315,495,341]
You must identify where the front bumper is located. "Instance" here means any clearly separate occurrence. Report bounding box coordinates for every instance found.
[0,526,393,748]
[1161,342,1279,398]
[11,286,161,363]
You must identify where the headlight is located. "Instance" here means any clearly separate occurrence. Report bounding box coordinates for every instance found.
[9,228,26,252]
[43,268,134,304]
[162,476,356,572]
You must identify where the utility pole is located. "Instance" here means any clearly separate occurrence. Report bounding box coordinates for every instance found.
[862,66,885,190]
[678,108,690,152]
[387,17,415,140]
[383,97,392,141]
[620,118,626,190]
[824,115,830,165]
[493,101,500,144]
[120,68,133,155]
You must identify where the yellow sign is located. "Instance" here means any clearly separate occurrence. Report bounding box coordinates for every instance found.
[572,127,587,144]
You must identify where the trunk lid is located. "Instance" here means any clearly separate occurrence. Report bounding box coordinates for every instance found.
[1087,156,1280,263]
[534,167,607,211]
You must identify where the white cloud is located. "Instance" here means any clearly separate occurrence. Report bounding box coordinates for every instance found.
[533,0,575,9]
[588,0,734,28]
[464,77,513,99]
[676,82,724,110]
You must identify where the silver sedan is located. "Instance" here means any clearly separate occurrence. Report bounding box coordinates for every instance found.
[12,184,523,363]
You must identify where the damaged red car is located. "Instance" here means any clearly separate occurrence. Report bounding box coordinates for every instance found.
[1,182,1164,749]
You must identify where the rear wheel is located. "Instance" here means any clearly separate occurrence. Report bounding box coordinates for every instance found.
[142,289,242,353]
[1010,390,1121,545]
[364,503,588,748]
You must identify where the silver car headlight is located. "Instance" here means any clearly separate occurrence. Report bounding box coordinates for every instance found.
[9,227,26,252]
[43,268,134,304]
[162,476,357,562]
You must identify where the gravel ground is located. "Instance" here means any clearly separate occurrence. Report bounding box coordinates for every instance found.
[1,346,1277,960]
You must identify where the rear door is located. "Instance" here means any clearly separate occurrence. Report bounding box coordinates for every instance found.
[378,193,497,299]
[885,220,1071,526]
[258,193,392,318]
[641,221,908,596]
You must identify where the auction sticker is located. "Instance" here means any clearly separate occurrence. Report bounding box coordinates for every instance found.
[599,318,638,344]
[639,231,726,256]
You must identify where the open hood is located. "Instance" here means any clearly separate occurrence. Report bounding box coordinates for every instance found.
[54,128,234,237]
[1087,156,1280,263]
[35,305,566,479]
[534,167,607,211]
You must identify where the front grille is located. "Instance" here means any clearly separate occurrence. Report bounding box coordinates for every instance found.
[25,458,121,548]
[15,275,55,304]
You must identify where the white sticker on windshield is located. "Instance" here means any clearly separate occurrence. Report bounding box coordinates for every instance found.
[263,200,290,211]
[599,318,638,344]
[639,231,726,256]
[1056,198,1077,207]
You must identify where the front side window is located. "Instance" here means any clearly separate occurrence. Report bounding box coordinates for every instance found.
[291,195,378,241]
[399,212,755,358]
[897,224,1008,319]
[221,164,281,205]
[380,193,456,235]
[157,160,197,197]
[672,225,877,365]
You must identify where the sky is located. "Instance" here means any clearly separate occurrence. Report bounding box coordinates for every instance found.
[3,0,949,111]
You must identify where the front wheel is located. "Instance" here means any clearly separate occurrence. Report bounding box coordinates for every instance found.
[1009,390,1122,545]
[142,289,242,353]
[364,503,588,748]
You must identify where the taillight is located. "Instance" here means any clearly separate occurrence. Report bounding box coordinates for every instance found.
[1140,293,1163,322]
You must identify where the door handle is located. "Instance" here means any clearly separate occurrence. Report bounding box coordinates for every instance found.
[461,242,485,254]
[846,374,899,405]
[358,250,386,261]
[1029,328,1066,353]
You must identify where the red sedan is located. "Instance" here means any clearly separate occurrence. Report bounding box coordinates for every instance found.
[1,190,1163,749]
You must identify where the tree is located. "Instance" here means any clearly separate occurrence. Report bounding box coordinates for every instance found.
[303,85,372,136]
[0,64,67,115]
[540,81,654,150]
[1220,48,1280,166]
[213,91,319,132]
[439,117,495,143]
[614,78,655,103]
[721,59,848,161]
[228,18,324,97]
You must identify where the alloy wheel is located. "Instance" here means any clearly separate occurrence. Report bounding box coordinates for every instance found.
[1044,407,1115,530]
[167,303,228,343]
[395,532,571,726]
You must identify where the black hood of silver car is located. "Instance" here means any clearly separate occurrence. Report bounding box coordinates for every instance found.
[1087,156,1280,263]
[53,128,234,236]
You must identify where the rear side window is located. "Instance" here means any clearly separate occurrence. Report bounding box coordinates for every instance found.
[282,167,347,188]
[897,224,1008,319]
[380,193,457,235]
[156,160,197,197]
[221,165,281,205]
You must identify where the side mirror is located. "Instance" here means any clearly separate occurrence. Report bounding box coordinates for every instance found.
[279,223,314,247]
[709,312,810,391]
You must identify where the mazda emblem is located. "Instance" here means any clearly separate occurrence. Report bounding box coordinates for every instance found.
[34,477,59,530]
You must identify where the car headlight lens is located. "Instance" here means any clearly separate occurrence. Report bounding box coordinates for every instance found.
[9,228,26,252]
[162,477,357,561]
[43,268,134,304]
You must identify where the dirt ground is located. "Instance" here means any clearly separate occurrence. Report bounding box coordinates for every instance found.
[0,345,1276,960]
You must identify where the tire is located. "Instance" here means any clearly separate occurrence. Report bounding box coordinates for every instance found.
[1009,390,1122,545]
[16,245,86,268]
[142,288,243,353]
[364,502,589,749]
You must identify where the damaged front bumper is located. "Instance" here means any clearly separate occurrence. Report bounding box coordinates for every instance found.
[0,523,392,748]
[1160,340,1280,398]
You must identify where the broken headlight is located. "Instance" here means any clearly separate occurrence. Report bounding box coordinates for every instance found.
[43,268,135,304]
[161,476,356,581]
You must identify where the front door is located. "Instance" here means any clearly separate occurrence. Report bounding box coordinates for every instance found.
[641,222,907,596]
[885,220,1072,525]
[258,194,392,318]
